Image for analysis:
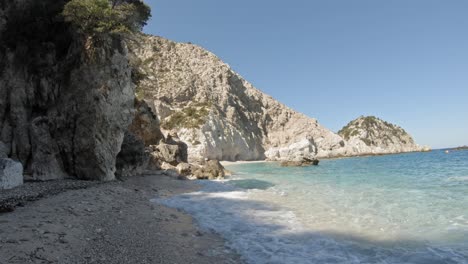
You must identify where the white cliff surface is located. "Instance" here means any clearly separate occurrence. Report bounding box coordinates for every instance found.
[130,35,425,161]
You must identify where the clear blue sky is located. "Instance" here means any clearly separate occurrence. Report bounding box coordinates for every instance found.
[143,0,468,149]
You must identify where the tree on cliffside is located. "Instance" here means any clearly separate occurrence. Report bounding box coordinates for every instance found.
[62,0,150,45]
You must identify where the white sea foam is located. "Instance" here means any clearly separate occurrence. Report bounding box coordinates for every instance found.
[447,176,468,182]
[154,180,468,264]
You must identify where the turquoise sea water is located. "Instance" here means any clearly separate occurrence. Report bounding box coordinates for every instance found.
[158,150,468,264]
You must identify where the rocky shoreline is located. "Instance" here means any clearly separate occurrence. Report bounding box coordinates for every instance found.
[0,173,241,264]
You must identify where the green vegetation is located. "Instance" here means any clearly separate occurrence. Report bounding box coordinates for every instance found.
[162,102,212,130]
[128,54,150,86]
[338,125,359,140]
[361,116,378,128]
[338,121,359,140]
[362,138,373,146]
[62,0,151,38]
[135,88,145,100]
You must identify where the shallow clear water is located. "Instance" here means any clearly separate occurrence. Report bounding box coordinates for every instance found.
[157,150,468,264]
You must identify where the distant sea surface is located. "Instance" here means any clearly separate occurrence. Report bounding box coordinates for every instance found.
[158,150,468,264]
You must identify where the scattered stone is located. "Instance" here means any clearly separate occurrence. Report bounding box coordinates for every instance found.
[6,239,18,244]
[0,180,97,213]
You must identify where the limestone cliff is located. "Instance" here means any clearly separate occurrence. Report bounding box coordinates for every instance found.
[338,116,425,155]
[130,35,427,161]
[0,0,135,181]
[131,35,347,161]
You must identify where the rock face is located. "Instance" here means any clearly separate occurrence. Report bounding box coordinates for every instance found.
[146,134,188,170]
[0,0,135,181]
[0,142,8,159]
[115,132,148,180]
[153,144,183,166]
[0,159,23,189]
[127,99,164,146]
[130,35,426,161]
[130,35,346,162]
[265,138,317,162]
[338,116,424,155]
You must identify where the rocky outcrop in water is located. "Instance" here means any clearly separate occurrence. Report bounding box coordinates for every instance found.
[280,158,319,167]
[338,116,425,155]
[191,160,226,180]
[452,146,468,151]
[0,0,135,181]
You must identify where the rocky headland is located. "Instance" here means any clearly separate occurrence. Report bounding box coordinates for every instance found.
[130,35,427,163]
[337,116,429,156]
[451,145,468,151]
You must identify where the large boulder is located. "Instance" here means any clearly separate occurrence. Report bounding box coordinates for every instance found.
[0,158,23,190]
[176,162,192,176]
[160,162,185,179]
[192,160,226,180]
[265,138,317,161]
[280,158,319,167]
[147,150,162,170]
[155,143,181,165]
[115,132,148,180]
[165,132,188,163]
[149,139,187,167]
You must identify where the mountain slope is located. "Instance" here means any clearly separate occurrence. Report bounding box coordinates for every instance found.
[130,35,424,161]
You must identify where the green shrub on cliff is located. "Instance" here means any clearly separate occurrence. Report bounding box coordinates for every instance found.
[162,103,211,130]
[62,0,151,37]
